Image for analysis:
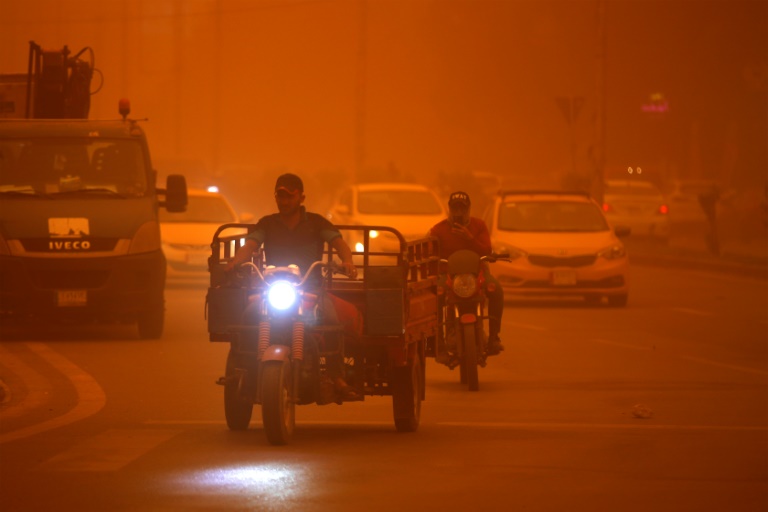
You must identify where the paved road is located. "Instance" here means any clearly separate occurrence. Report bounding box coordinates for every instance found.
[1,263,766,511]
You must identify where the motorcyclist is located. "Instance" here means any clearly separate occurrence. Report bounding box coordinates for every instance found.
[226,173,361,398]
[428,191,504,354]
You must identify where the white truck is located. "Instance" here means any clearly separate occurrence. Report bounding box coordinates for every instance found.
[0,42,187,338]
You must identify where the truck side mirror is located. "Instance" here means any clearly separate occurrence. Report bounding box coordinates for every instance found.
[162,174,188,212]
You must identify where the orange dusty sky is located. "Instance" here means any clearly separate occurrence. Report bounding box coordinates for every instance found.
[1,0,765,212]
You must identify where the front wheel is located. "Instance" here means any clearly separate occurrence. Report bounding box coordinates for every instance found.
[261,360,295,445]
[392,355,422,432]
[224,349,254,430]
[462,323,479,391]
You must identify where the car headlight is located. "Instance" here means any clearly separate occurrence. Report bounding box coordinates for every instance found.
[452,273,478,298]
[267,281,297,310]
[598,244,626,260]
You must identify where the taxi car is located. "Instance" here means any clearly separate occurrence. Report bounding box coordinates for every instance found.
[487,190,630,306]
[159,188,253,275]
[325,182,446,257]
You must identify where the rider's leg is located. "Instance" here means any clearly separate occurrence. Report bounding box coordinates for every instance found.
[322,293,361,397]
[485,273,505,353]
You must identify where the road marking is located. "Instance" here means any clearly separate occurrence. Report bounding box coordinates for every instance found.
[669,307,713,317]
[589,338,768,376]
[0,344,51,415]
[590,338,651,351]
[143,420,393,427]
[37,428,180,471]
[0,343,106,445]
[438,421,768,432]
[680,356,768,377]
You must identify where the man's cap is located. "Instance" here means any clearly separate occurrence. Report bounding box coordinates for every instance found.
[275,173,303,194]
[448,191,471,207]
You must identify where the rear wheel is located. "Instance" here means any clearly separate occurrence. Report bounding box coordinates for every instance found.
[462,323,479,392]
[392,356,422,432]
[261,360,295,445]
[224,349,253,430]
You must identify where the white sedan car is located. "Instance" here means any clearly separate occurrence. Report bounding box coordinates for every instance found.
[602,179,670,241]
[488,190,630,306]
[325,182,446,261]
[159,188,253,276]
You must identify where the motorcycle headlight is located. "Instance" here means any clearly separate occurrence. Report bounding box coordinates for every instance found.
[598,244,626,260]
[267,281,297,310]
[452,273,478,298]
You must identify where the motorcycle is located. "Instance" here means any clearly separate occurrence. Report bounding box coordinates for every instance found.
[220,259,359,445]
[436,249,508,391]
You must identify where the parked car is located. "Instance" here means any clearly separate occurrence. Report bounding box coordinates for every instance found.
[325,182,446,257]
[602,179,670,241]
[487,190,630,306]
[159,188,253,275]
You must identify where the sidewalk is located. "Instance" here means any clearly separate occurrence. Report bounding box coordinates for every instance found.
[625,229,768,279]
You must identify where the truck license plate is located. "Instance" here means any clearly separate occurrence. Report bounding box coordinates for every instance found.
[551,270,577,286]
[57,290,87,307]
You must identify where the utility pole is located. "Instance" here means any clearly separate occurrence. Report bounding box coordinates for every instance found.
[594,0,606,204]
[354,0,367,183]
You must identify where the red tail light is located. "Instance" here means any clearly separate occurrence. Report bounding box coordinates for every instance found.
[602,203,613,213]
[658,204,669,215]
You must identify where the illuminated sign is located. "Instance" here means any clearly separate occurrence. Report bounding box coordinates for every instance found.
[642,93,669,113]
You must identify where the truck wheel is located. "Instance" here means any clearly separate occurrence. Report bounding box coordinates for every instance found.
[392,356,422,432]
[137,302,164,339]
[224,349,253,430]
[462,323,479,392]
[261,360,295,445]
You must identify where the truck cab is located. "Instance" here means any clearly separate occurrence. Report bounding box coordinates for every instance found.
[0,117,187,338]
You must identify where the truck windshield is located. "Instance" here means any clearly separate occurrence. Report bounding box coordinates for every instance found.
[0,138,148,197]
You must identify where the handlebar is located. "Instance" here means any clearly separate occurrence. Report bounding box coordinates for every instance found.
[237,260,353,288]
[438,252,511,264]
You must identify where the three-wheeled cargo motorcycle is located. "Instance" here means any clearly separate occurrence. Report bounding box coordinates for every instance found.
[205,224,440,445]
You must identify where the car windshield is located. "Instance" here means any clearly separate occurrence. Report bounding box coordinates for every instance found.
[497,200,609,232]
[159,195,236,223]
[0,138,148,197]
[604,183,661,196]
[357,190,443,215]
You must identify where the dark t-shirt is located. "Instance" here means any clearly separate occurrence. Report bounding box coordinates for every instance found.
[246,208,341,277]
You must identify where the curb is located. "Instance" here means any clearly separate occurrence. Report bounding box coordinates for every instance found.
[629,252,768,280]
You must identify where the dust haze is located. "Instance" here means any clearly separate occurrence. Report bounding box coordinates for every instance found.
[1,0,765,216]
